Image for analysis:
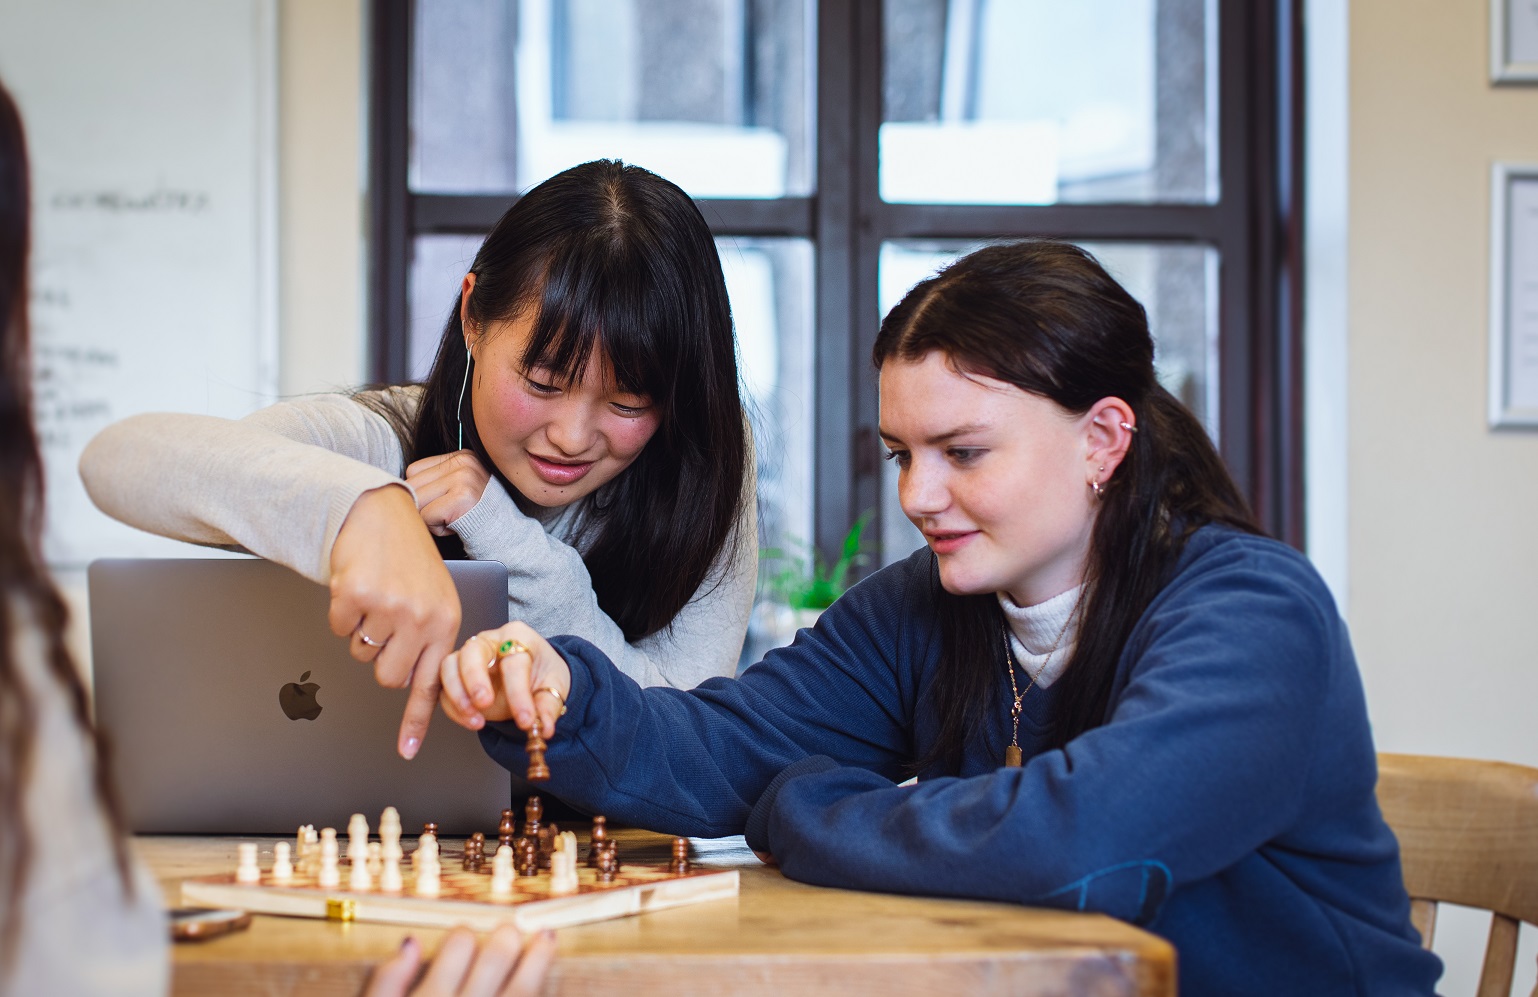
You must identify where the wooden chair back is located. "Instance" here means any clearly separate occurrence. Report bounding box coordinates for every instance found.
[1376,753,1538,997]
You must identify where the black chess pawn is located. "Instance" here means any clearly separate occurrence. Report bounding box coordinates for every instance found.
[587,816,607,869]
[668,837,691,874]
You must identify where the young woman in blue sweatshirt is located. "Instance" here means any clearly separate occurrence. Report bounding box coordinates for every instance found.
[435,241,1443,996]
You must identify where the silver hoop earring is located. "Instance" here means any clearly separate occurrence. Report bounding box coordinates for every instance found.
[456,346,472,451]
[1119,421,1138,433]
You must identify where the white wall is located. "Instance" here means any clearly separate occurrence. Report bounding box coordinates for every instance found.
[278,0,366,395]
[1343,1,1538,991]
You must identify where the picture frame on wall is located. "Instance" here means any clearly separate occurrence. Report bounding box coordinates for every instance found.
[1489,164,1538,428]
[1492,0,1538,83]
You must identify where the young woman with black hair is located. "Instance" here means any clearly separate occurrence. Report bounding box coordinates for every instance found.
[80,160,754,760]
[443,241,1443,994]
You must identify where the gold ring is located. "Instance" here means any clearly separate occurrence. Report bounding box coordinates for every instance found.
[534,686,567,716]
[467,634,498,658]
[497,639,531,659]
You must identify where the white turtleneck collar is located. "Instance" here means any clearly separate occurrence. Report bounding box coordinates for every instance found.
[997,584,1084,689]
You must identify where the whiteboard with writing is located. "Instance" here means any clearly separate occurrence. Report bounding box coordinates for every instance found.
[0,0,277,565]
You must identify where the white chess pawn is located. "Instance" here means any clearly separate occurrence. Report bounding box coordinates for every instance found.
[350,845,374,891]
[367,841,383,877]
[271,841,294,883]
[317,828,340,888]
[414,852,441,898]
[305,827,320,875]
[490,843,516,898]
[235,842,261,884]
[295,825,310,871]
[347,812,369,864]
[549,832,579,895]
[380,838,403,893]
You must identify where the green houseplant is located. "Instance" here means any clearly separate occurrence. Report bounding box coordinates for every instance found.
[760,510,873,612]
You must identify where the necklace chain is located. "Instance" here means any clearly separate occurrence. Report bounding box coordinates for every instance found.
[1002,605,1077,766]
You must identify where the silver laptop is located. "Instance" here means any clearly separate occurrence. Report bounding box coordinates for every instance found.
[90,557,513,835]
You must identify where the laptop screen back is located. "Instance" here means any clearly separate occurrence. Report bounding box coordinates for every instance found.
[90,557,512,834]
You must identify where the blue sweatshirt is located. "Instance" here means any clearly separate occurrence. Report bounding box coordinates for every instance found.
[480,526,1443,995]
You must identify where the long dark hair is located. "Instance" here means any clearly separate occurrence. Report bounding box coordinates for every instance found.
[874,241,1260,771]
[368,160,746,642]
[0,81,133,966]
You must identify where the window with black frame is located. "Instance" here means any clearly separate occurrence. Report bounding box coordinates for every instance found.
[370,0,1300,658]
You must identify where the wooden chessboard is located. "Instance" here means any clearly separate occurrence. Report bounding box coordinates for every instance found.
[181,854,739,932]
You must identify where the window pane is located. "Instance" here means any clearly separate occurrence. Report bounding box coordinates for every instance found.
[412,0,815,198]
[876,239,1218,565]
[881,0,1216,205]
[722,238,815,667]
[409,234,484,381]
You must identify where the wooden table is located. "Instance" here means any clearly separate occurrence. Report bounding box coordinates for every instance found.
[142,830,1175,996]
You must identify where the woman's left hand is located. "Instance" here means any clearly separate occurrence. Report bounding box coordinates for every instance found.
[405,450,493,537]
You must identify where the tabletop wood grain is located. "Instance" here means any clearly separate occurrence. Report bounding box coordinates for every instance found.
[142,830,1175,996]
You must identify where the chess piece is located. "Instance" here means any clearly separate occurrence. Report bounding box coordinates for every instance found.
[490,844,517,898]
[595,840,619,883]
[415,848,441,898]
[380,841,403,893]
[422,821,439,839]
[271,841,294,883]
[525,718,550,781]
[304,827,319,875]
[295,825,310,873]
[517,835,540,877]
[236,842,261,884]
[347,812,369,864]
[548,832,579,895]
[538,821,558,868]
[350,845,374,892]
[669,837,691,874]
[463,832,485,871]
[499,808,517,849]
[587,816,607,869]
[318,828,341,888]
[367,841,384,878]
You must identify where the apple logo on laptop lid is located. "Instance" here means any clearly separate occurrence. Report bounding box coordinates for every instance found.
[279,670,323,721]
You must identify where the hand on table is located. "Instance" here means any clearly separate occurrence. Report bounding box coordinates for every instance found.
[405,450,492,537]
[437,622,572,737]
[363,925,556,997]
[330,484,463,760]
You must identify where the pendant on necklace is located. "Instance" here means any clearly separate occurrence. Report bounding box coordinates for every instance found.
[1004,745,1022,767]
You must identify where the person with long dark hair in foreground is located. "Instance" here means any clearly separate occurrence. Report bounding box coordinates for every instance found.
[442,242,1443,994]
[80,160,753,760]
[1,76,555,997]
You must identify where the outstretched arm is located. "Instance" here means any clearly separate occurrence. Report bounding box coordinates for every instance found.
[80,390,460,759]
[445,560,925,835]
[745,548,1342,924]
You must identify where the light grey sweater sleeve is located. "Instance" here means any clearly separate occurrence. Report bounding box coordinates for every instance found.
[449,461,758,688]
[78,389,416,583]
[80,390,758,688]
